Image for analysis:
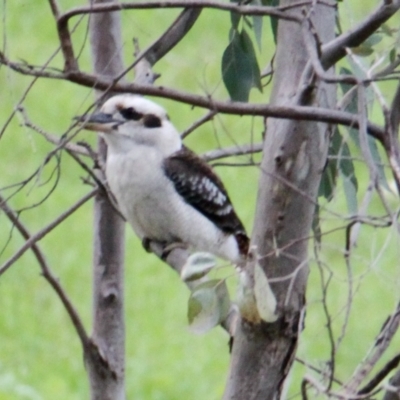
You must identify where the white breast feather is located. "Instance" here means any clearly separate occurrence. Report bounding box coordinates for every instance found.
[106,145,239,262]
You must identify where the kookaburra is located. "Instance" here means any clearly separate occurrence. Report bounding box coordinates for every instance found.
[80,95,249,263]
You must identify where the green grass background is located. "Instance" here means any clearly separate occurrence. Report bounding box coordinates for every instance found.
[1,1,400,399]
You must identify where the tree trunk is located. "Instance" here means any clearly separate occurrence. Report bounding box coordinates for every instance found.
[223,2,336,399]
[87,2,126,399]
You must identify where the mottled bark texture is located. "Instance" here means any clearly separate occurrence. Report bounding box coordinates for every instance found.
[87,2,126,399]
[223,2,336,399]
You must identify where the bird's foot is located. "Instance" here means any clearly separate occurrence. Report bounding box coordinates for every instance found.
[142,237,153,253]
[161,242,188,260]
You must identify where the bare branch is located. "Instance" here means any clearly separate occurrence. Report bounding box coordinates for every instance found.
[117,8,202,85]
[0,189,97,276]
[0,193,90,349]
[143,8,202,66]
[321,0,400,69]
[358,353,400,396]
[181,110,217,139]
[51,3,78,71]
[381,81,400,194]
[345,301,400,394]
[47,0,60,18]
[202,143,263,162]
[58,0,303,27]
[0,52,387,144]
[383,369,400,400]
[17,106,90,156]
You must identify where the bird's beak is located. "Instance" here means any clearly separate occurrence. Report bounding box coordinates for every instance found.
[74,112,122,133]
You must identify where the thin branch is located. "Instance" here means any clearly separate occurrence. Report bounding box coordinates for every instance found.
[17,106,90,156]
[0,57,387,145]
[47,0,60,18]
[321,0,400,69]
[110,8,202,89]
[358,353,400,396]
[0,189,97,276]
[58,0,303,27]
[385,81,400,194]
[202,143,263,162]
[143,8,202,66]
[181,110,217,139]
[0,193,90,348]
[345,301,400,394]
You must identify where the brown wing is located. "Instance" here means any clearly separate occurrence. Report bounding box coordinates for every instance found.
[163,147,248,244]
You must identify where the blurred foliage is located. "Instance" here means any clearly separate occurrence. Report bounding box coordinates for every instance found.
[1,1,400,399]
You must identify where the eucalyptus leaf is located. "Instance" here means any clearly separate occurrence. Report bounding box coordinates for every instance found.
[342,174,358,214]
[390,48,397,63]
[350,45,374,57]
[187,280,230,334]
[230,0,241,29]
[339,67,388,189]
[312,203,322,246]
[262,0,279,43]
[251,0,263,50]
[221,29,262,101]
[181,252,216,282]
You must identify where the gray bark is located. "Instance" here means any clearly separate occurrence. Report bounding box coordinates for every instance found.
[223,2,336,399]
[87,2,126,399]
[383,370,400,400]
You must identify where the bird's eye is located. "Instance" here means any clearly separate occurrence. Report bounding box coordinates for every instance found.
[143,114,162,128]
[120,107,143,121]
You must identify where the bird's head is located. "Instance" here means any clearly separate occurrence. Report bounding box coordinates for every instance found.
[77,94,182,155]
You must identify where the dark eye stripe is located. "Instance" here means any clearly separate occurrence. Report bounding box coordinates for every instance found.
[143,114,162,128]
[120,107,142,120]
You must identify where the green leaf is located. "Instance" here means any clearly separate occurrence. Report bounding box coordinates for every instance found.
[181,252,216,282]
[319,127,358,213]
[250,0,263,50]
[338,138,358,191]
[230,0,241,29]
[350,34,382,57]
[364,34,383,47]
[350,45,374,57]
[222,29,262,102]
[342,174,358,214]
[319,128,346,201]
[188,280,230,334]
[318,160,337,200]
[262,0,279,43]
[390,48,397,63]
[312,203,322,246]
[381,23,394,37]
[339,67,388,190]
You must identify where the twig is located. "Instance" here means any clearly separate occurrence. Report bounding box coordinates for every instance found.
[385,81,400,194]
[181,110,217,139]
[0,189,97,276]
[314,246,336,390]
[17,106,90,156]
[358,353,400,396]
[202,142,263,162]
[344,301,400,394]
[321,0,400,69]
[0,192,90,347]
